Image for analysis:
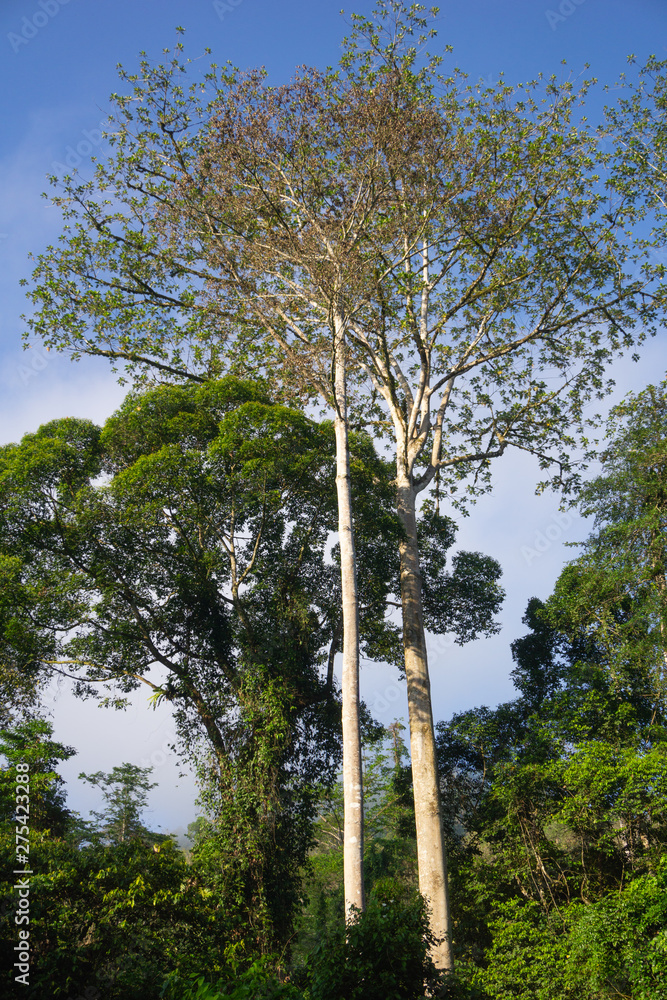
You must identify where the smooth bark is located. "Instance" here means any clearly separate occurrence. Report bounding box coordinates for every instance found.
[397,473,453,970]
[333,315,365,918]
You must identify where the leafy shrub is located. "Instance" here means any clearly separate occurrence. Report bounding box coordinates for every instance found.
[0,830,232,1000]
[160,957,304,1000]
[565,861,667,1000]
[306,880,441,1000]
[473,865,667,1000]
[473,899,574,1000]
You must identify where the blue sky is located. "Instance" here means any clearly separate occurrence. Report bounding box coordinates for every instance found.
[1,0,666,837]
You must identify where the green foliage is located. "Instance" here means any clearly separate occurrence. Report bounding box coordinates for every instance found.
[470,865,667,1000]
[0,380,354,953]
[0,554,45,726]
[603,55,667,284]
[545,381,667,723]
[472,899,574,1000]
[294,728,418,963]
[437,594,667,983]
[565,861,667,1000]
[0,828,230,1000]
[79,762,159,844]
[0,720,230,1000]
[160,955,304,1000]
[419,515,504,646]
[190,671,321,955]
[0,718,75,836]
[435,383,667,995]
[307,884,440,1000]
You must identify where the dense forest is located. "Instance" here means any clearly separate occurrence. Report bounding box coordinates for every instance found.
[2,2,667,997]
[2,377,667,998]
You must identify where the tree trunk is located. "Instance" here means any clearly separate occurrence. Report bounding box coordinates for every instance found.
[333,315,365,919]
[396,474,453,971]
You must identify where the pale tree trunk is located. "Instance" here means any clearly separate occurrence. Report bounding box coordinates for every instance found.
[653,562,667,720]
[397,472,453,971]
[333,314,365,918]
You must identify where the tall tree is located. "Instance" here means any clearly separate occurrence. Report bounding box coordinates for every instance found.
[547,379,667,717]
[21,2,662,966]
[79,763,158,845]
[0,375,504,953]
[300,16,661,964]
[0,380,355,948]
[436,382,667,983]
[0,718,75,837]
[436,582,667,994]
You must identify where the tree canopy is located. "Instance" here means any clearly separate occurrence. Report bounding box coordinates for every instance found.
[0,373,505,957]
[11,0,667,984]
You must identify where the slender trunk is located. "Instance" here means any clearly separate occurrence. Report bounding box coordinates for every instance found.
[333,315,365,918]
[396,474,453,971]
[654,568,667,720]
